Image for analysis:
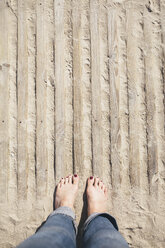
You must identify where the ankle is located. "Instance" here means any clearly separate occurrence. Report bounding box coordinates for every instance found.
[58,200,74,209]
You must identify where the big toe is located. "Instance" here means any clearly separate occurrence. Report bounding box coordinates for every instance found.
[73,174,79,185]
[87,176,94,187]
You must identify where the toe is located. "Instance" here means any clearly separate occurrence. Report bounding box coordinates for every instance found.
[57,178,61,186]
[88,176,94,186]
[73,174,79,184]
[68,175,72,183]
[57,182,61,188]
[102,183,105,191]
[104,187,108,197]
[94,177,99,187]
[99,180,104,189]
[64,176,69,184]
[60,177,64,187]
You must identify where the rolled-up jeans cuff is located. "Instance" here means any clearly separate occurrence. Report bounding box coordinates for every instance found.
[82,212,119,233]
[49,206,77,235]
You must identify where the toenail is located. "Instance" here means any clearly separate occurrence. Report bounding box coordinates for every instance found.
[90,176,93,179]
[74,174,77,177]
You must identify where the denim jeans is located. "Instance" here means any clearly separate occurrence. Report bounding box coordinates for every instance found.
[16,206,129,248]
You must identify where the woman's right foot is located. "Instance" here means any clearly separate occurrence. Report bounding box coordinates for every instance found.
[55,174,79,211]
[86,176,108,217]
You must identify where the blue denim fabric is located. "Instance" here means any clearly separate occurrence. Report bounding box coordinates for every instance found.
[82,213,129,248]
[17,207,76,248]
[16,207,129,248]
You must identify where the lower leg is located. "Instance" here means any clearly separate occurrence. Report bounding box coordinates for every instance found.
[16,174,79,248]
[82,177,129,248]
[17,213,76,248]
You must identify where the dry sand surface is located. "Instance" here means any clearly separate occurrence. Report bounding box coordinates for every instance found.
[0,0,165,247]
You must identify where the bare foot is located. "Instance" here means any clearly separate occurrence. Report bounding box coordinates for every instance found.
[86,176,108,217]
[55,174,79,211]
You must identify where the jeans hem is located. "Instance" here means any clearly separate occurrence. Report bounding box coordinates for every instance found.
[82,212,119,233]
[49,206,78,235]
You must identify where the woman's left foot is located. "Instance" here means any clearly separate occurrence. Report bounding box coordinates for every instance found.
[55,174,79,210]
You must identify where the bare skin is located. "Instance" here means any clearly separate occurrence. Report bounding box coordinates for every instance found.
[55,175,108,217]
[86,176,108,217]
[55,174,79,211]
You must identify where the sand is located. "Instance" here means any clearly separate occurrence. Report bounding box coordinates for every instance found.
[0,0,165,247]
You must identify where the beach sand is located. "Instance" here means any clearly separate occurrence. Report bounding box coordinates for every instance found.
[0,0,165,247]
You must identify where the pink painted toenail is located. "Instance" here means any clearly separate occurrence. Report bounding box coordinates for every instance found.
[74,174,77,177]
[90,176,93,179]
